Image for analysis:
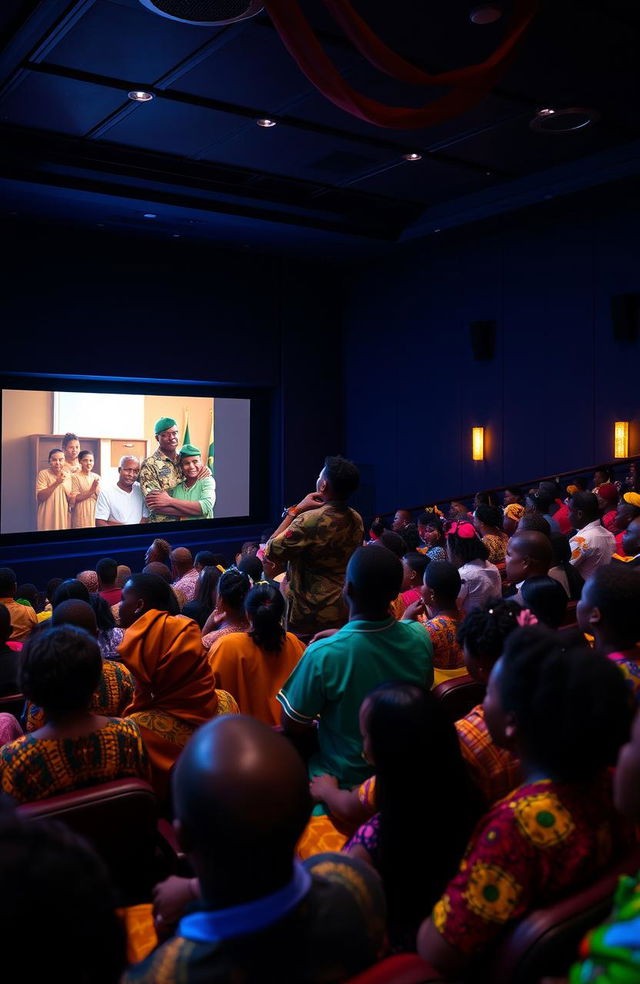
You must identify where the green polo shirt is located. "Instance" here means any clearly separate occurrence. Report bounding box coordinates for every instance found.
[277,616,433,791]
[170,475,216,519]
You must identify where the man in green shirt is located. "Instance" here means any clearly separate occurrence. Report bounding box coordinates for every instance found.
[145,444,216,520]
[277,545,434,790]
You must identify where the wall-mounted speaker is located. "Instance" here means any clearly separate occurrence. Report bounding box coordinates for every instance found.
[612,294,640,343]
[469,320,497,361]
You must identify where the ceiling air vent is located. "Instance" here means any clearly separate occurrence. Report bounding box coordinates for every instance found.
[138,0,263,26]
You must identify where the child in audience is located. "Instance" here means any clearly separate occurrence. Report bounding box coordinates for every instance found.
[403,561,466,684]
[455,600,522,804]
[577,564,640,702]
[418,626,634,978]
[343,682,481,951]
[201,568,251,649]
[417,513,446,561]
[446,522,501,614]
[208,583,306,726]
[399,551,430,610]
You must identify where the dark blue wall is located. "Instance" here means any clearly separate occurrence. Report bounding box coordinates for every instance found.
[1,224,345,582]
[343,184,640,519]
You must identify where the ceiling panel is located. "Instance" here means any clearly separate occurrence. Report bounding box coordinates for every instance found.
[0,71,127,134]
[353,157,491,203]
[101,97,247,156]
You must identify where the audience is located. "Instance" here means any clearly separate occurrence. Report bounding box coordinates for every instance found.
[418,626,634,977]
[577,564,640,702]
[144,537,172,567]
[619,514,640,566]
[502,487,525,535]
[403,561,465,685]
[0,567,37,640]
[201,567,251,649]
[0,603,20,696]
[446,522,501,613]
[417,512,447,561]
[549,531,584,599]
[520,575,568,628]
[0,625,148,803]
[569,491,616,577]
[170,547,198,606]
[399,551,429,609]
[504,530,553,605]
[181,564,220,628]
[208,583,306,726]
[474,503,509,563]
[517,511,552,537]
[96,557,121,605]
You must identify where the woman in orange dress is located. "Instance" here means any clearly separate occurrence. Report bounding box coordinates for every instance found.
[71,450,101,529]
[36,448,73,531]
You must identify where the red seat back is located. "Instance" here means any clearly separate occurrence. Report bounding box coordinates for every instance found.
[345,954,444,984]
[433,675,485,723]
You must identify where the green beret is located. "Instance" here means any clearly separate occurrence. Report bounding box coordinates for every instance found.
[154,417,177,435]
[179,444,201,457]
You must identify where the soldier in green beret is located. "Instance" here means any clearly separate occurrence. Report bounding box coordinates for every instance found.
[146,444,216,521]
[140,419,211,522]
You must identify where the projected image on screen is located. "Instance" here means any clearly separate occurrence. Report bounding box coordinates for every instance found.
[1,389,251,535]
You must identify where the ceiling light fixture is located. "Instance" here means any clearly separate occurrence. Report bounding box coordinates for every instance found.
[128,90,154,102]
[143,213,157,219]
[403,152,422,161]
[257,118,277,128]
[469,5,503,24]
[530,107,597,133]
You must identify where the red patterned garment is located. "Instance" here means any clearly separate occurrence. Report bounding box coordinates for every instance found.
[455,704,521,806]
[432,773,633,957]
[425,614,464,670]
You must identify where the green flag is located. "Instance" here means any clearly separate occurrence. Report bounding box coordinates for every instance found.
[208,408,214,471]
[183,409,191,447]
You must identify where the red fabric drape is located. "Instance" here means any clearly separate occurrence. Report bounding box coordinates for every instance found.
[264,0,539,129]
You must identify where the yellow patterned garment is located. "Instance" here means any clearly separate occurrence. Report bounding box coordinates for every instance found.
[0,717,149,804]
[128,691,239,752]
[25,660,134,733]
[432,774,634,956]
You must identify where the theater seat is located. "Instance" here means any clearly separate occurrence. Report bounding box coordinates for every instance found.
[487,843,640,984]
[0,692,25,720]
[18,778,179,904]
[345,953,445,984]
[433,675,486,723]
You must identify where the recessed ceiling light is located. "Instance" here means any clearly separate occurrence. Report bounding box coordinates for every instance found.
[256,118,277,127]
[128,90,154,102]
[530,107,598,133]
[434,228,441,233]
[143,213,157,219]
[403,152,422,161]
[469,5,502,24]
[172,234,181,238]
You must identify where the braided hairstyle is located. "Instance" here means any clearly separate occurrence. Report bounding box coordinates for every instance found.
[457,598,521,675]
[246,584,286,653]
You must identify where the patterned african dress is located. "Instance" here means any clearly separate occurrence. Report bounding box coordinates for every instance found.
[128,690,239,752]
[482,532,509,565]
[432,773,633,958]
[455,704,521,806]
[0,717,149,803]
[569,870,640,983]
[138,448,183,522]
[425,614,467,686]
[607,651,640,705]
[265,502,364,637]
[24,660,134,732]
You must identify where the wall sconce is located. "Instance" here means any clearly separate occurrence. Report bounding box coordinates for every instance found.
[614,421,629,458]
[472,427,485,461]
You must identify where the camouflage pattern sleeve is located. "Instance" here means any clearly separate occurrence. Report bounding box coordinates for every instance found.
[138,456,161,497]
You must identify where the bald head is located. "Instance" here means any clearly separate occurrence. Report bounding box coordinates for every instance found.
[51,599,98,637]
[506,531,553,584]
[171,547,193,578]
[142,562,172,583]
[174,716,310,903]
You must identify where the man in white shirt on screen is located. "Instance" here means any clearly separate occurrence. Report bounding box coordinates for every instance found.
[95,456,149,527]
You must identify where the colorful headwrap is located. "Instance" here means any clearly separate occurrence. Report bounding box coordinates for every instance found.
[566,484,579,496]
[423,505,445,518]
[624,492,640,509]
[597,482,618,505]
[446,520,477,539]
[504,503,525,521]
[179,444,201,457]
[77,570,99,592]
[154,416,177,435]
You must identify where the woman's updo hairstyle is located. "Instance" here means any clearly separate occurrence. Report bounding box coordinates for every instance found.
[245,583,286,653]
[217,567,251,613]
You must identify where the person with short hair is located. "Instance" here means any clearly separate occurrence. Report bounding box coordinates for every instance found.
[265,456,364,638]
[569,491,616,577]
[502,487,525,535]
[525,489,560,533]
[70,449,100,529]
[0,603,20,696]
[208,583,306,726]
[391,508,412,533]
[36,448,73,531]
[617,514,640,567]
[418,626,635,977]
[60,432,81,476]
[403,561,466,686]
[125,717,386,984]
[474,504,508,564]
[517,511,552,537]
[399,551,430,609]
[96,557,121,605]
[0,567,37,641]
[455,600,522,804]
[548,532,584,600]
[146,445,216,521]
[95,456,149,527]
[0,625,148,804]
[596,482,619,533]
[194,551,218,572]
[170,547,199,607]
[145,537,172,567]
[417,513,446,561]
[446,522,501,614]
[520,576,568,628]
[504,530,554,606]
[118,574,237,799]
[577,564,640,702]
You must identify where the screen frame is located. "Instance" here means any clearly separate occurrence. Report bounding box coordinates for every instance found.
[0,372,274,546]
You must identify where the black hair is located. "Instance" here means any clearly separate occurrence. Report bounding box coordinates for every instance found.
[48,447,64,461]
[246,583,286,653]
[500,626,633,782]
[0,568,17,597]
[447,530,489,565]
[588,565,640,645]
[16,583,41,612]
[210,553,229,568]
[504,487,523,501]
[475,491,500,508]
[238,555,264,583]
[457,598,521,664]
[46,577,64,603]
[475,504,503,529]
[404,552,429,581]
[518,513,551,537]
[400,523,422,552]
[573,477,589,491]
[0,603,10,645]
[348,546,403,609]
[142,562,173,583]
[527,489,554,514]
[61,432,79,449]
[378,530,406,559]
[218,568,252,614]
[239,541,258,558]
[194,550,218,569]
[148,538,171,565]
[126,573,180,616]
[594,465,613,483]
[418,514,444,543]
[571,491,601,523]
[365,682,481,940]
[20,625,102,720]
[52,578,91,608]
[96,557,117,586]
[0,812,126,983]
[89,593,116,633]
[521,576,568,629]
[323,455,360,499]
[550,532,571,566]
[368,517,386,538]
[78,449,93,462]
[423,560,461,602]
[194,566,221,608]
